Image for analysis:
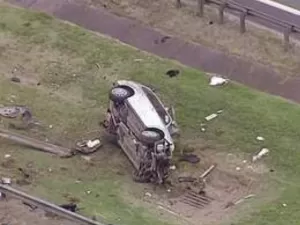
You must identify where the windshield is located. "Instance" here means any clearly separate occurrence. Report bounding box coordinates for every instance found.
[142,86,171,125]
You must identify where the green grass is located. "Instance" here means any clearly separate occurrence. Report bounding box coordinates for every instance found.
[1,3,300,225]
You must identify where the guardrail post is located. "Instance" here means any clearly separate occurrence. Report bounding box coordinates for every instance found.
[218,2,227,24]
[283,26,292,51]
[176,0,182,8]
[239,10,248,33]
[197,0,205,17]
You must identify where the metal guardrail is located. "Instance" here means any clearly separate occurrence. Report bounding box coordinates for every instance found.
[175,0,300,51]
[0,184,105,225]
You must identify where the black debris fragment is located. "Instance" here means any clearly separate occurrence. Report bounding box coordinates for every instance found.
[166,69,180,78]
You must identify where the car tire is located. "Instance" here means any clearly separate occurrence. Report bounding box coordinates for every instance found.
[140,128,164,145]
[109,86,133,103]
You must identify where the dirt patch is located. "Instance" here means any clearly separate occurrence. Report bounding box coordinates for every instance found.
[79,0,300,76]
[133,141,269,225]
[0,198,77,225]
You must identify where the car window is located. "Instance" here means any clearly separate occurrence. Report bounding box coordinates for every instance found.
[142,86,170,125]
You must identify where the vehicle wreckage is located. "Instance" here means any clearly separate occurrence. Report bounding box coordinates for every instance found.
[103,80,179,184]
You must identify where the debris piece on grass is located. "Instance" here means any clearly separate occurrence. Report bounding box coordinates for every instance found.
[256,136,265,141]
[179,154,200,164]
[167,189,171,193]
[205,113,218,121]
[59,203,77,212]
[134,59,143,62]
[1,177,11,184]
[236,167,241,171]
[166,69,180,78]
[4,154,11,159]
[169,165,176,170]
[252,148,269,162]
[282,203,287,207]
[234,194,255,205]
[209,75,228,86]
[87,139,101,148]
[0,192,6,200]
[76,139,102,154]
[85,190,92,195]
[0,106,32,121]
[49,125,53,129]
[145,192,152,197]
[81,156,92,162]
[11,77,21,83]
[243,160,247,163]
[217,110,223,114]
[23,201,38,211]
[200,164,216,179]
[18,168,30,178]
[178,176,197,183]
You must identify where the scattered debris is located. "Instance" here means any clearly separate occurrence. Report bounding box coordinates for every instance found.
[1,177,11,185]
[200,164,217,179]
[59,203,78,212]
[0,106,32,121]
[169,165,176,170]
[134,59,143,62]
[154,36,171,44]
[217,110,223,114]
[252,148,269,162]
[209,75,228,86]
[76,139,102,154]
[166,69,180,78]
[179,154,200,164]
[167,189,171,193]
[234,194,255,205]
[23,201,38,211]
[85,190,92,195]
[49,124,53,129]
[282,203,287,207]
[208,21,214,25]
[157,205,179,216]
[4,154,11,159]
[243,160,247,163]
[145,192,152,197]
[178,176,197,183]
[81,156,92,162]
[256,136,265,141]
[181,191,213,209]
[11,76,21,83]
[236,167,241,171]
[205,113,218,121]
[0,191,6,200]
[18,168,30,178]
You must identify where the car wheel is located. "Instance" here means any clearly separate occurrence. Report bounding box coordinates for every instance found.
[109,86,133,103]
[141,129,164,145]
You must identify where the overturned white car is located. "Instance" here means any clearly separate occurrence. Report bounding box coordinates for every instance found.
[103,80,179,184]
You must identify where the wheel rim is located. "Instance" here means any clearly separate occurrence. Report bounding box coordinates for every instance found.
[112,87,128,97]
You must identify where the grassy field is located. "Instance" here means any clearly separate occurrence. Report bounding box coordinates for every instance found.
[1,3,300,225]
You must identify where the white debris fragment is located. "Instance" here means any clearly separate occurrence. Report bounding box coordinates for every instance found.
[201,128,206,132]
[167,189,171,193]
[145,192,152,197]
[81,156,92,162]
[134,59,143,62]
[256,136,265,141]
[87,139,101,148]
[85,190,92,195]
[243,160,247,164]
[1,177,11,184]
[252,148,269,162]
[169,165,176,170]
[209,76,228,86]
[75,180,82,184]
[49,125,53,129]
[282,203,287,207]
[236,167,241,171]
[205,113,218,121]
[4,154,11,159]
[217,110,223,114]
